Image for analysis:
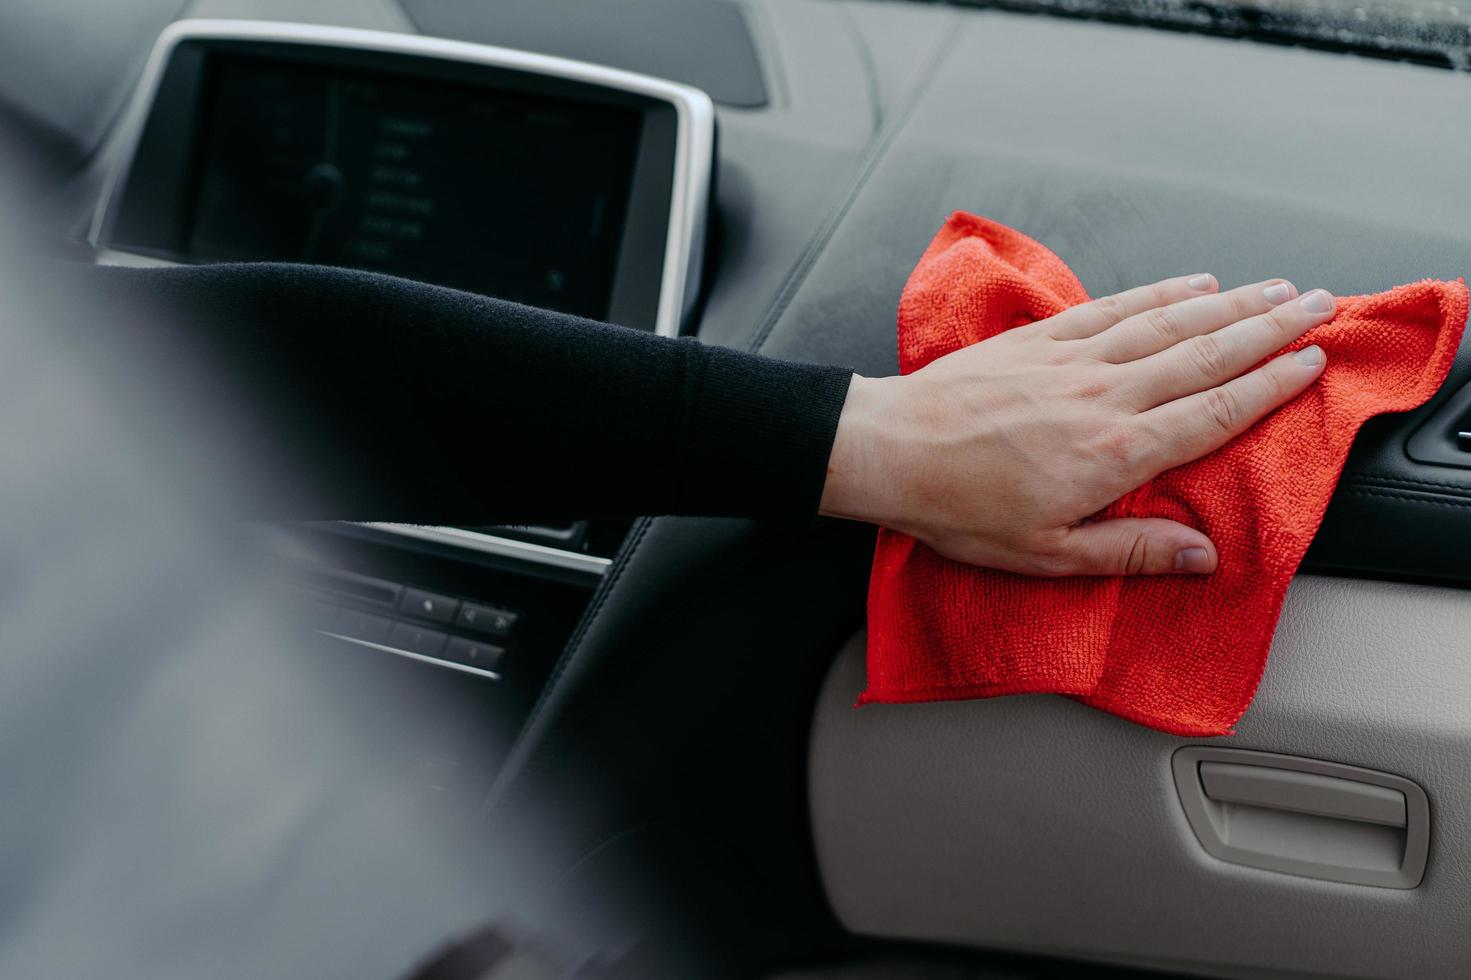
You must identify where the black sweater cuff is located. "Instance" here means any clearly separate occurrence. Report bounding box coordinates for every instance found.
[678,344,854,519]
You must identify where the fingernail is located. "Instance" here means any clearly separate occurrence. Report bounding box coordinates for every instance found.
[1293,344,1325,367]
[1187,274,1214,291]
[1174,547,1213,573]
[1263,282,1294,305]
[1299,289,1335,315]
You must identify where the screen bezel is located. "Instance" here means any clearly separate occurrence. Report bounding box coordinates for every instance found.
[90,20,715,337]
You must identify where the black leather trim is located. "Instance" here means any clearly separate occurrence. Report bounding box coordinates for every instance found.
[1344,486,1471,507]
[1304,349,1471,583]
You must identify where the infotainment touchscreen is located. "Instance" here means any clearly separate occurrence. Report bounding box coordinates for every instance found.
[92,22,714,335]
[188,55,643,318]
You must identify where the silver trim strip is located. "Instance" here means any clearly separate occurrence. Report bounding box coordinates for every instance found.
[89,18,715,339]
[318,630,502,680]
[350,523,612,576]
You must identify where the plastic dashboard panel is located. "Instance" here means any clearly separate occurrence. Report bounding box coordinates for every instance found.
[810,574,1471,979]
[477,5,1471,977]
[776,11,1471,979]
[400,0,770,108]
[26,1,1471,974]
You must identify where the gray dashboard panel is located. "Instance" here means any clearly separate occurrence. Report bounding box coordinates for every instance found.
[757,8,1471,583]
[183,0,414,31]
[693,0,959,352]
[15,2,1471,974]
[0,0,181,161]
[402,0,769,107]
[122,11,1471,979]
[761,9,1471,364]
[809,577,1471,979]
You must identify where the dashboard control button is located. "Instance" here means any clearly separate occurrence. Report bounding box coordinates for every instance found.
[444,638,505,671]
[335,609,393,643]
[388,622,448,657]
[398,588,458,624]
[456,603,518,637]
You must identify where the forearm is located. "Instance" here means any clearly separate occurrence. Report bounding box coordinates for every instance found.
[75,261,853,523]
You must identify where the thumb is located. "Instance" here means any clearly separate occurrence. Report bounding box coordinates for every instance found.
[1055,518,1218,576]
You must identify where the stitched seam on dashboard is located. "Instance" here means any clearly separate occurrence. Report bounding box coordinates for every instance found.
[1344,480,1471,503]
[482,516,654,813]
[1343,487,1471,509]
[745,22,963,356]
[1350,471,1471,494]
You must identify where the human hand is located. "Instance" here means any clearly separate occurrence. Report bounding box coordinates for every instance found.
[819,275,1332,575]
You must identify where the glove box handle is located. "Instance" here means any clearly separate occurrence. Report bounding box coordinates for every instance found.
[1198,761,1406,828]
[1173,747,1429,889]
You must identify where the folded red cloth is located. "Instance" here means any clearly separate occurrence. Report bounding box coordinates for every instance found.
[864,212,1468,735]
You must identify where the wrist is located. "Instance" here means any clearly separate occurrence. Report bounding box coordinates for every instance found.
[818,374,906,527]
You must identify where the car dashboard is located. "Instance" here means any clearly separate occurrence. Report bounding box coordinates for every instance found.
[81,18,716,802]
[8,0,1471,976]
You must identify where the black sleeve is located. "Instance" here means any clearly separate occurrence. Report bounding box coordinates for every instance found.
[76,262,854,524]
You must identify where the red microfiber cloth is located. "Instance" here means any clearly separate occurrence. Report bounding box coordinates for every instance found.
[864,212,1468,735]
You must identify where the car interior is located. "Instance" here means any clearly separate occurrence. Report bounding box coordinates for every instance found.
[4,0,1471,977]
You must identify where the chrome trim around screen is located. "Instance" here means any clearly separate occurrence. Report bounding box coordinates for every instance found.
[91,18,715,338]
[92,20,713,574]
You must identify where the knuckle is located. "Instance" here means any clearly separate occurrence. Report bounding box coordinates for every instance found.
[1259,361,1292,401]
[1127,416,1170,464]
[1260,305,1299,341]
[1093,294,1128,325]
[1204,385,1243,434]
[1186,334,1229,380]
[1069,375,1113,400]
[1224,289,1255,322]
[1142,306,1180,343]
[1041,335,1083,365]
[1090,422,1143,471]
